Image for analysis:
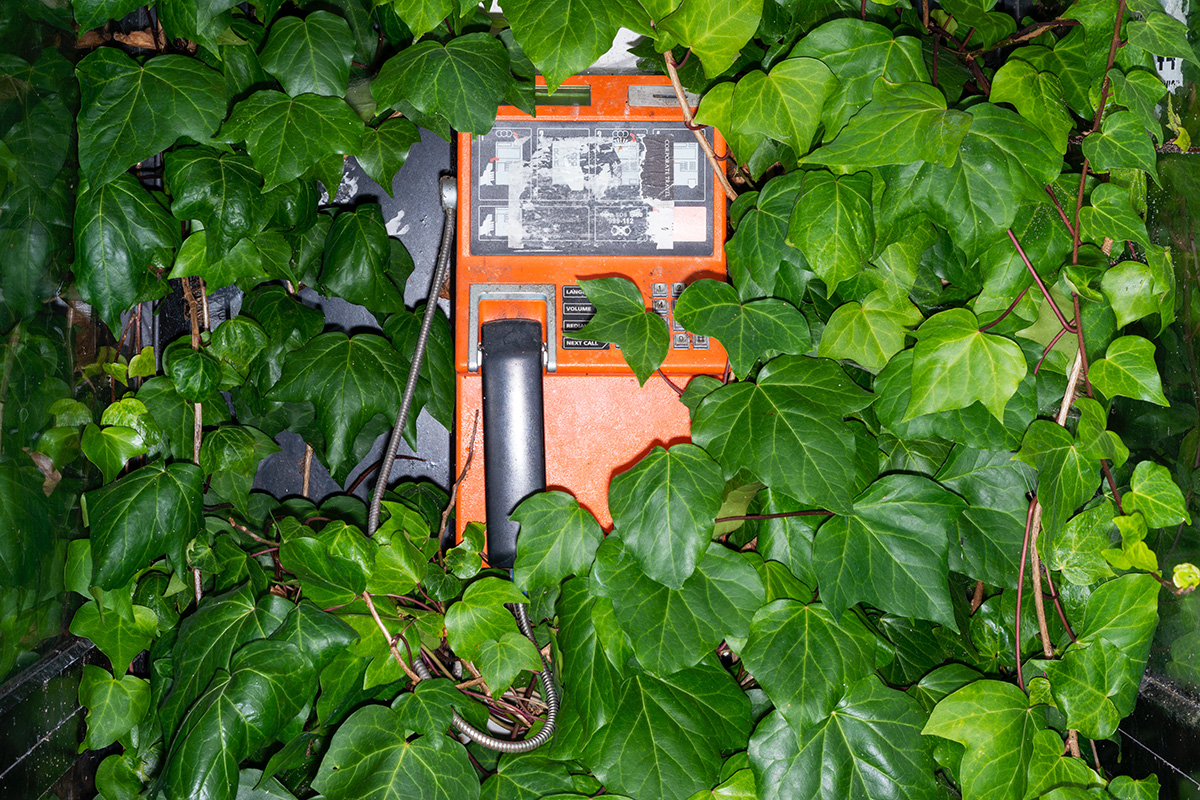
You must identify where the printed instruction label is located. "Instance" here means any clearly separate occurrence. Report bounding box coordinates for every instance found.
[561,285,609,350]
[472,121,714,257]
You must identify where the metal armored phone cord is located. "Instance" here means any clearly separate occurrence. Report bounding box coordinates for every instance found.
[366,176,559,753]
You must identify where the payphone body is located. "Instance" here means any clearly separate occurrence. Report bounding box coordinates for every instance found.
[455,75,728,554]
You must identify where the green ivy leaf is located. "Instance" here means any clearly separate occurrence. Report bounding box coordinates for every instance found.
[76,48,225,188]
[556,578,624,732]
[804,79,970,169]
[1042,638,1140,739]
[674,279,809,379]
[1108,776,1161,800]
[575,277,670,386]
[480,753,578,800]
[591,537,764,676]
[81,424,146,484]
[501,0,627,93]
[814,473,965,628]
[905,308,1026,424]
[269,333,412,480]
[444,576,527,656]
[791,19,928,136]
[510,491,603,594]
[1078,572,1160,664]
[1078,183,1150,248]
[164,342,222,402]
[740,600,876,730]
[74,0,147,30]
[357,118,421,195]
[137,376,231,461]
[1124,460,1190,528]
[373,34,510,135]
[260,11,354,98]
[730,57,838,158]
[1081,110,1158,177]
[78,664,150,751]
[383,305,452,431]
[272,601,359,673]
[923,679,1045,800]
[989,60,1073,155]
[1046,501,1117,585]
[158,0,243,52]
[1088,335,1169,406]
[786,170,874,292]
[724,172,807,301]
[314,705,479,800]
[321,205,410,316]
[85,461,203,590]
[748,676,938,800]
[657,0,764,79]
[609,444,725,589]
[818,288,922,372]
[585,661,751,800]
[219,91,364,192]
[1108,68,1167,141]
[243,285,325,345]
[1017,421,1100,538]
[475,632,543,698]
[1125,11,1199,66]
[384,0,456,39]
[165,146,269,264]
[1101,258,1169,328]
[69,602,157,679]
[170,230,297,291]
[692,373,858,515]
[74,174,177,334]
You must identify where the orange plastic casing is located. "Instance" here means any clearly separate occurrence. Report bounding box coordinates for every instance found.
[455,74,728,541]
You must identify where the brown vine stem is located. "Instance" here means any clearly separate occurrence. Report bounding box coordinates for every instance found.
[183,275,207,604]
[715,509,834,523]
[362,591,422,684]
[302,444,314,498]
[663,50,738,200]
[1067,729,1082,758]
[1007,230,1077,333]
[966,18,1078,58]
[438,410,480,543]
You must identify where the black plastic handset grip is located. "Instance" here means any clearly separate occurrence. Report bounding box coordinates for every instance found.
[480,319,546,570]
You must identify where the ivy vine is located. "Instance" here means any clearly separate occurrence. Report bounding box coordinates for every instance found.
[1,0,1199,799]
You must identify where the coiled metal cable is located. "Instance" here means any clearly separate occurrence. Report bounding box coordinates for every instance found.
[366,175,558,752]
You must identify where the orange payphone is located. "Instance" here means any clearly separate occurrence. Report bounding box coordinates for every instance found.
[454,75,729,566]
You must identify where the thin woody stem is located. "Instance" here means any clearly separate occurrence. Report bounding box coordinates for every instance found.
[663,50,738,200]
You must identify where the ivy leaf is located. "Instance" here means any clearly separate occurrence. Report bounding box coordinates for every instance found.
[591,538,764,676]
[269,333,411,480]
[725,172,807,301]
[674,279,810,379]
[1101,258,1169,328]
[657,0,764,79]
[805,80,970,169]
[814,473,965,628]
[791,19,928,136]
[170,230,296,291]
[74,0,147,30]
[158,0,243,53]
[786,170,874,292]
[81,424,146,484]
[1108,68,1167,141]
[76,48,225,188]
[79,664,150,751]
[692,373,858,514]
[219,91,363,192]
[1042,638,1140,739]
[320,205,409,316]
[357,118,421,195]
[444,576,527,656]
[272,601,359,673]
[756,355,876,413]
[1081,110,1158,177]
[556,578,624,732]
[165,146,269,264]
[740,600,877,730]
[501,0,626,93]
[164,342,222,402]
[510,491,603,594]
[585,661,751,800]
[260,11,354,98]
[85,461,203,590]
[1088,335,1169,406]
[1046,501,1116,585]
[1078,572,1160,664]
[475,632,543,698]
[989,60,1073,155]
[818,289,922,372]
[935,447,1034,589]
[314,705,478,800]
[1078,183,1150,248]
[1125,11,1199,66]
[0,462,53,587]
[607,443,724,590]
[1017,421,1100,538]
[905,308,1027,424]
[1125,461,1190,528]
[730,58,838,158]
[383,305,452,431]
[748,676,938,800]
[137,376,231,461]
[74,174,177,334]
[373,34,510,135]
[69,602,157,678]
[480,753,578,800]
[922,679,1045,800]
[576,277,670,386]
